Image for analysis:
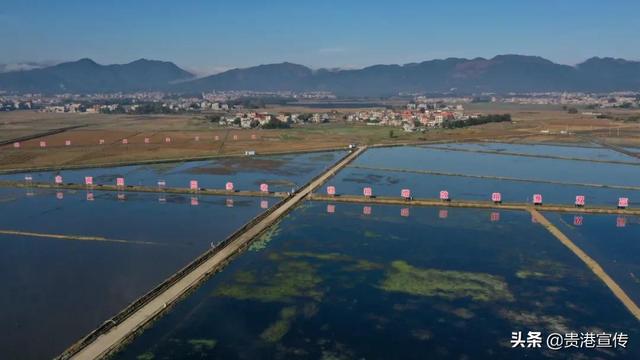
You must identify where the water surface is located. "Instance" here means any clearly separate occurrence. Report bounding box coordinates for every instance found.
[353,147,640,187]
[546,212,640,305]
[323,167,639,205]
[113,202,640,359]
[0,151,346,192]
[0,188,266,360]
[425,142,640,163]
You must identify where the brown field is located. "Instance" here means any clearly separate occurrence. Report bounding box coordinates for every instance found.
[1,104,639,171]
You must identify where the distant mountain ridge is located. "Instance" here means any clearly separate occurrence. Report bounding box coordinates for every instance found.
[1,55,640,95]
[0,58,194,93]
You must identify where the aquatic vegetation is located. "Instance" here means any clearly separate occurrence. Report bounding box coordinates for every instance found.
[363,230,381,238]
[283,251,352,262]
[135,352,154,360]
[411,329,433,341]
[347,259,384,271]
[515,270,548,279]
[214,260,322,302]
[499,309,570,334]
[516,259,572,280]
[283,251,383,271]
[187,338,217,351]
[379,261,514,302]
[260,306,298,343]
[249,221,282,251]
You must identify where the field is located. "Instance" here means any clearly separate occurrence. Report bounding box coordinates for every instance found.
[1,104,639,171]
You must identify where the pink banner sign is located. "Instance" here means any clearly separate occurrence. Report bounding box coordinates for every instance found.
[13,142,20,148]
[618,197,629,208]
[190,180,199,190]
[116,177,125,187]
[260,183,269,192]
[439,190,449,201]
[226,182,234,191]
[85,176,93,186]
[327,186,336,196]
[65,140,71,146]
[55,175,63,184]
[40,141,47,148]
[491,192,502,203]
[575,195,585,207]
[533,194,543,205]
[401,189,411,199]
[363,187,373,197]
[122,138,128,145]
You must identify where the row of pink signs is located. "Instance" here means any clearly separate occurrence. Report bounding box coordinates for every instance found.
[324,186,631,208]
[12,134,259,149]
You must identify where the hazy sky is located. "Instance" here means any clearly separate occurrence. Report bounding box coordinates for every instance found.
[2,0,639,75]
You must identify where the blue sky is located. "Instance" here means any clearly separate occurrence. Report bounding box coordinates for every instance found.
[1,0,639,75]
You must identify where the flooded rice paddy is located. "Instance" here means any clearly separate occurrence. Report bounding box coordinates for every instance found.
[424,142,640,163]
[322,144,640,205]
[353,146,640,187]
[0,188,266,360]
[1,143,639,359]
[113,202,640,360]
[0,151,346,193]
[546,212,640,305]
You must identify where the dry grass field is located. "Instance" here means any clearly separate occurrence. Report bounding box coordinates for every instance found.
[1,104,639,171]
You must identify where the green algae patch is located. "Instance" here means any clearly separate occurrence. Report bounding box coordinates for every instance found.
[283,251,383,271]
[516,270,547,279]
[283,251,352,262]
[250,221,282,251]
[516,259,571,280]
[214,261,323,302]
[364,230,381,238]
[136,352,155,360]
[187,338,217,351]
[261,306,298,343]
[348,259,384,271]
[379,261,514,302]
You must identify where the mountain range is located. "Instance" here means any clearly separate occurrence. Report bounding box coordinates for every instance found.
[1,55,639,96]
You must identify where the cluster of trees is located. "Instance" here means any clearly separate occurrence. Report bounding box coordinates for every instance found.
[442,114,511,129]
[262,119,290,129]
